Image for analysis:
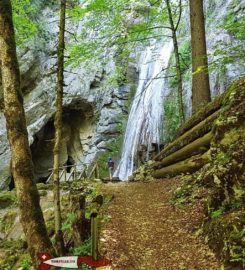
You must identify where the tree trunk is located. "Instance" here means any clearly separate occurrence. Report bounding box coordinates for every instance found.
[189,0,211,112]
[154,109,219,161]
[53,0,66,255]
[70,195,89,246]
[166,0,185,123]
[154,131,212,168]
[153,151,210,178]
[0,0,54,267]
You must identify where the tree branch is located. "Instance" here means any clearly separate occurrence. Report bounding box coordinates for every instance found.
[174,0,182,31]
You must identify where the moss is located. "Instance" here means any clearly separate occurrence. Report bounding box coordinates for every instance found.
[46,219,55,237]
[216,152,231,165]
[210,207,225,219]
[203,210,245,267]
[179,92,225,135]
[0,191,16,209]
[38,190,47,197]
[12,253,32,270]
[0,211,17,233]
[0,239,27,269]
[36,183,52,190]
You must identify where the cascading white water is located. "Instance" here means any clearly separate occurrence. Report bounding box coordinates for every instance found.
[114,41,173,181]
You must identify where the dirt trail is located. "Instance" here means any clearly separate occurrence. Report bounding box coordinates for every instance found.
[100,180,220,270]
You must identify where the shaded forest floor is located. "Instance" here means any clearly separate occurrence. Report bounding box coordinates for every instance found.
[100,180,220,270]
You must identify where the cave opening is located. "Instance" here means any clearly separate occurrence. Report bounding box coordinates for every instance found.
[30,102,95,182]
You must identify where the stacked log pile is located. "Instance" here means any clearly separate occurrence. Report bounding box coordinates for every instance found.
[152,94,225,179]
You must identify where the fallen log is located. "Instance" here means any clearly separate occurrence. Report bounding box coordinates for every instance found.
[179,93,224,135]
[153,151,210,178]
[154,132,213,168]
[154,110,220,161]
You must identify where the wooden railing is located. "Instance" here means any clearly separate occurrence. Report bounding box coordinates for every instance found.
[46,162,100,183]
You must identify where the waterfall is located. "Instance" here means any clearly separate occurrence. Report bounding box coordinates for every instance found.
[114,41,173,181]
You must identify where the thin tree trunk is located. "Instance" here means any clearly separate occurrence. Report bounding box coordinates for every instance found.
[166,0,185,123]
[0,0,54,267]
[189,0,211,112]
[53,0,66,255]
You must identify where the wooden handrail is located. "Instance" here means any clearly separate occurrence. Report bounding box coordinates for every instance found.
[48,164,77,172]
[66,167,75,182]
[46,171,54,183]
[46,162,100,183]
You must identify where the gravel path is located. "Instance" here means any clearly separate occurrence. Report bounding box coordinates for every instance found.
[100,180,220,270]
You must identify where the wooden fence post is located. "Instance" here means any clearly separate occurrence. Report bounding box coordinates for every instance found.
[90,209,98,261]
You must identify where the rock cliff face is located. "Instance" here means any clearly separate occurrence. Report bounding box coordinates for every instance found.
[0,6,138,189]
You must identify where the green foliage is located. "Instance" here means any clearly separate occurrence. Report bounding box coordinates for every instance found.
[16,254,32,270]
[168,39,191,90]
[179,40,191,72]
[73,238,92,256]
[227,222,245,264]
[12,0,38,46]
[230,187,245,210]
[62,212,77,232]
[210,207,225,219]
[20,260,32,270]
[61,239,92,270]
[11,0,56,49]
[224,12,245,40]
[210,9,245,73]
[107,64,129,87]
[66,0,176,74]
[163,96,181,144]
[171,184,192,207]
[216,152,231,165]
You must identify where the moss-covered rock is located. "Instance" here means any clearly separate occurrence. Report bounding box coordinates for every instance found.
[36,183,52,190]
[129,161,155,182]
[0,191,16,209]
[0,239,27,269]
[38,190,47,197]
[203,210,245,268]
[0,211,17,234]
